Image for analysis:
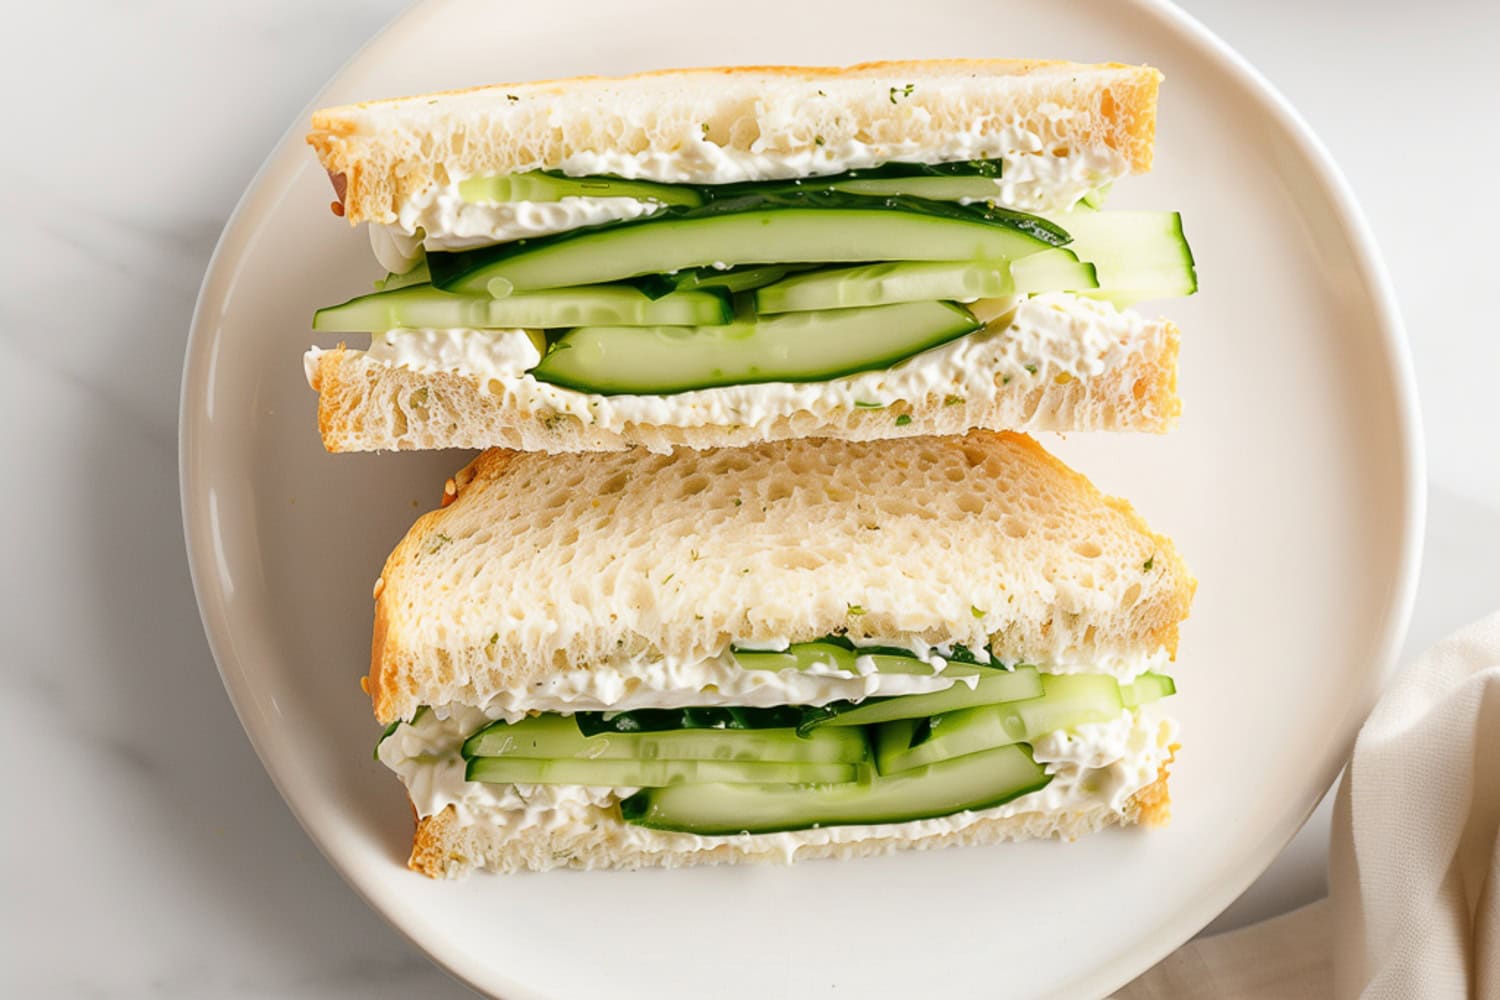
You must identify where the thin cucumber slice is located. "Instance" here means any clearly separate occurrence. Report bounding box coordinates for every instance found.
[530,300,981,395]
[1009,248,1099,293]
[1079,184,1112,210]
[701,159,1006,201]
[754,260,1015,314]
[825,176,1005,201]
[462,715,868,764]
[620,743,1051,834]
[1054,210,1196,298]
[733,641,857,673]
[428,192,1066,294]
[374,259,431,292]
[1009,672,1125,735]
[465,754,857,787]
[458,171,702,207]
[876,675,1127,774]
[574,706,809,736]
[671,265,802,295]
[1121,672,1177,708]
[732,641,985,678]
[806,667,1044,730]
[312,283,732,331]
[876,672,1174,774]
[859,655,987,678]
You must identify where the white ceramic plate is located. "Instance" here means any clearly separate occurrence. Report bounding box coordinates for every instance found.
[180,1,1422,996]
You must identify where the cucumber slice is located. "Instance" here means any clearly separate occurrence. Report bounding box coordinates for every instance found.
[374,259,431,292]
[465,754,857,787]
[754,260,1015,314]
[702,159,1006,201]
[459,172,702,208]
[1121,672,1177,708]
[749,251,1103,313]
[825,176,1006,201]
[530,301,981,395]
[462,715,868,764]
[805,667,1044,730]
[1009,248,1099,293]
[1056,210,1196,299]
[428,192,1066,294]
[1079,184,1112,210]
[574,705,810,736]
[671,265,803,295]
[1010,672,1125,735]
[876,675,1129,774]
[733,641,857,673]
[620,743,1051,834]
[732,641,986,678]
[312,283,732,332]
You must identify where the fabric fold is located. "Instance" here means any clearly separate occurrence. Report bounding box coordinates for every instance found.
[1119,611,1500,999]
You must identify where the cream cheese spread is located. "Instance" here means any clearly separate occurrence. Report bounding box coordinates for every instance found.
[363,327,543,379]
[305,293,1163,436]
[373,123,1129,257]
[374,195,662,272]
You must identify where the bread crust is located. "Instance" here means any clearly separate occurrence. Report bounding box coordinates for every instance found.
[365,431,1194,724]
[404,753,1175,877]
[308,318,1181,454]
[307,59,1161,225]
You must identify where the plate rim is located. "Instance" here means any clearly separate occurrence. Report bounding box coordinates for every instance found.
[178,1,1426,997]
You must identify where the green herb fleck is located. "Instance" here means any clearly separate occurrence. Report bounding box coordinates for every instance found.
[817,89,827,97]
[1143,556,1155,571]
[847,604,866,616]
[971,606,986,619]
[1024,364,1038,375]
[733,498,743,506]
[662,573,674,585]
[888,83,915,104]
[505,93,520,102]
[895,414,913,427]
[487,632,499,646]
[427,533,452,554]
[701,122,711,137]
[1003,376,1012,385]
[854,400,884,409]
[944,395,965,407]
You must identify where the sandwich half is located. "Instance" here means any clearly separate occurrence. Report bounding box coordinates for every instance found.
[305,60,1195,453]
[370,431,1193,876]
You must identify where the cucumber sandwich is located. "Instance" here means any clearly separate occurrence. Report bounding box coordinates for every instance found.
[369,432,1192,877]
[303,60,1195,454]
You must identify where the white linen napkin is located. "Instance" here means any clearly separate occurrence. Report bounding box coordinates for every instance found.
[1117,611,1500,999]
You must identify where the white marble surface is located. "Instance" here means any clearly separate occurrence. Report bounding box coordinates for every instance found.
[2,1,1496,995]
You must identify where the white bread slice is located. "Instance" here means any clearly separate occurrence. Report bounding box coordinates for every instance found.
[407,752,1174,877]
[367,431,1194,724]
[308,59,1161,225]
[308,312,1180,454]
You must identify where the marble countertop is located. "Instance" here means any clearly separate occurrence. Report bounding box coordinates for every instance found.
[4,1,1496,995]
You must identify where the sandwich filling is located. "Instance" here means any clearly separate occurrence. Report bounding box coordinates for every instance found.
[375,636,1178,855]
[370,123,1129,268]
[308,149,1194,410]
